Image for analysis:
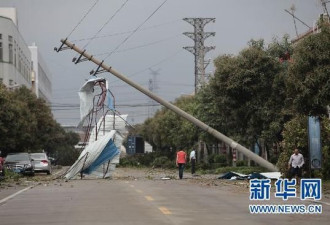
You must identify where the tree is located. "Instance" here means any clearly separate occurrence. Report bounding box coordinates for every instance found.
[286,24,330,116]
[130,96,199,152]
[0,85,79,163]
[197,39,288,159]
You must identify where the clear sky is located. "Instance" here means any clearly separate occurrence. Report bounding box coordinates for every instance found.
[0,0,325,125]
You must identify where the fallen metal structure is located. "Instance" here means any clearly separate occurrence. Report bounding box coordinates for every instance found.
[55,39,278,172]
[64,78,124,180]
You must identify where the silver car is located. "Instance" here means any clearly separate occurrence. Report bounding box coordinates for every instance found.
[30,153,52,175]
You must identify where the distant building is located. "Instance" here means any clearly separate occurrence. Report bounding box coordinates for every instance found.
[0,7,52,103]
[29,43,52,103]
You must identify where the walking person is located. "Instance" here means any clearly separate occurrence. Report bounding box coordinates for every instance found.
[190,149,196,175]
[288,148,304,184]
[176,148,187,179]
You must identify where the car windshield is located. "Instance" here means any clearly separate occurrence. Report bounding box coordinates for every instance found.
[6,154,29,161]
[30,153,47,160]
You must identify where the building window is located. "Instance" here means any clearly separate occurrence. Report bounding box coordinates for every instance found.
[9,44,13,64]
[0,42,2,61]
[14,47,16,66]
[8,35,13,42]
[0,34,2,39]
[9,79,13,86]
[18,55,21,72]
[14,41,16,67]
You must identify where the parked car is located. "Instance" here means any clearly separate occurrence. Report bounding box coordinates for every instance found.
[30,153,52,175]
[4,153,35,176]
[0,156,5,176]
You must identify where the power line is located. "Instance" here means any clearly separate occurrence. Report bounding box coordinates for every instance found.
[94,34,180,56]
[66,0,101,38]
[71,19,180,42]
[100,0,168,62]
[80,0,129,51]
[110,49,183,84]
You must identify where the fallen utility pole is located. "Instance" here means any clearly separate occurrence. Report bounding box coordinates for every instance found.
[55,39,278,172]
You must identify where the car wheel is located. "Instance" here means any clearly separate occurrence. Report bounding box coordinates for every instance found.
[47,170,51,175]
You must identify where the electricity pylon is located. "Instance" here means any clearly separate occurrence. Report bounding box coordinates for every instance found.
[183,18,215,93]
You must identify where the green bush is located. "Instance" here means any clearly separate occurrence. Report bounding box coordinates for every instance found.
[119,155,140,167]
[208,154,227,164]
[236,160,247,167]
[119,152,175,168]
[4,169,22,181]
[152,156,170,168]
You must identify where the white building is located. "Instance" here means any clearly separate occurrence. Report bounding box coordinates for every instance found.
[29,44,52,103]
[0,8,32,89]
[0,7,52,103]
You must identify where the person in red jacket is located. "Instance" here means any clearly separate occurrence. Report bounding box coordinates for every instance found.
[176,148,187,179]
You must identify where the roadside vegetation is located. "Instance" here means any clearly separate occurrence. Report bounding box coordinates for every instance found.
[0,85,79,165]
[127,23,330,179]
[119,152,266,175]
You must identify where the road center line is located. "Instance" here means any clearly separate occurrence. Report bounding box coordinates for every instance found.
[136,189,143,193]
[130,184,135,188]
[0,186,34,205]
[145,196,154,201]
[159,207,172,215]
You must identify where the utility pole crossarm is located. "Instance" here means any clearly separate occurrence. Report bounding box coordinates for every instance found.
[55,39,278,172]
[183,46,195,54]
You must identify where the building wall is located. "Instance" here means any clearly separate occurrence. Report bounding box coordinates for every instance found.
[0,14,32,88]
[0,8,17,26]
[29,44,52,103]
[0,8,52,103]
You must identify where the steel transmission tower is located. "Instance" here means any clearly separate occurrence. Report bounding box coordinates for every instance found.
[183,18,215,93]
[147,68,160,117]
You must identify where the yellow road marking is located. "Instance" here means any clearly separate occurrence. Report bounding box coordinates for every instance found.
[145,196,154,201]
[159,207,172,215]
[136,189,143,193]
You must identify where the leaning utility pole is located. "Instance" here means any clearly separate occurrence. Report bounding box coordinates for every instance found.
[54,39,278,172]
[183,18,215,93]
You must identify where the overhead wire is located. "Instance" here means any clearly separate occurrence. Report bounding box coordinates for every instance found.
[71,19,180,42]
[109,48,183,84]
[99,0,168,62]
[66,0,101,38]
[94,34,180,56]
[80,0,129,51]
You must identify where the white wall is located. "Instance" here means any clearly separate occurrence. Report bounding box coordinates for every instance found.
[0,8,17,26]
[0,13,31,88]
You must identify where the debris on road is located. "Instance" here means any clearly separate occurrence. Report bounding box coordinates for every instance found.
[218,171,281,180]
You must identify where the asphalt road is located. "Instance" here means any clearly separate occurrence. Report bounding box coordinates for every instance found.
[0,176,329,225]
